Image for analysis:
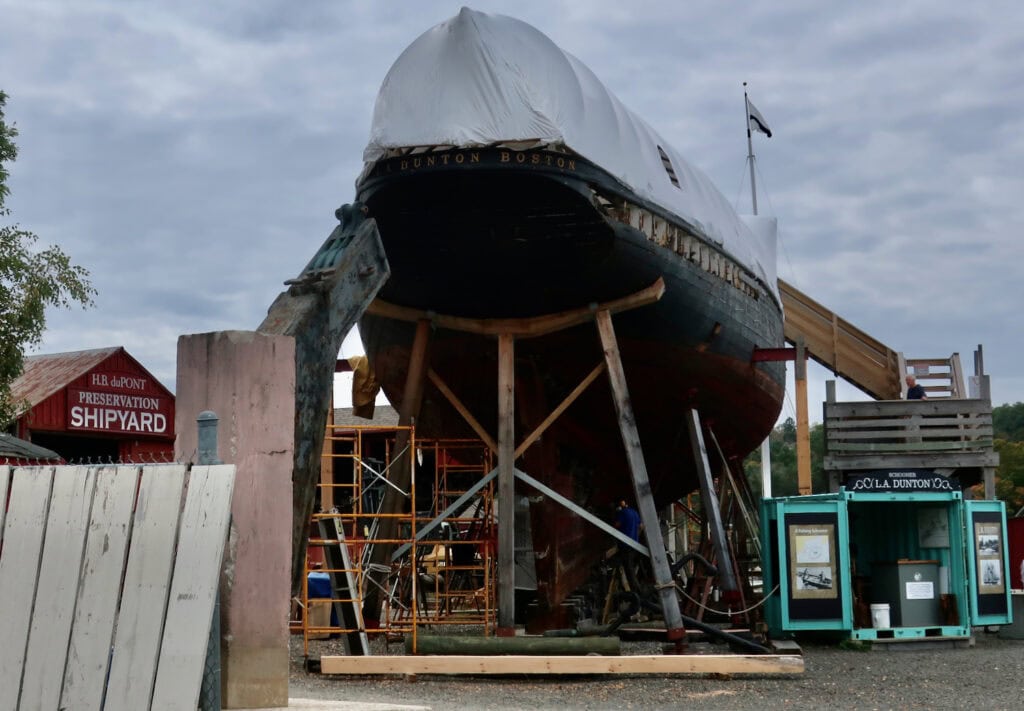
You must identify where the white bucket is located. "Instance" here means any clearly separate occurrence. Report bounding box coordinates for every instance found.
[870,603,891,629]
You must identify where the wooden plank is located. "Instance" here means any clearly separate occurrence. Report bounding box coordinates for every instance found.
[20,466,98,711]
[61,465,141,711]
[105,465,187,711]
[825,452,1000,470]
[321,653,804,676]
[826,428,992,443]
[827,416,991,429]
[0,466,55,711]
[830,440,992,453]
[151,464,236,711]
[826,399,992,418]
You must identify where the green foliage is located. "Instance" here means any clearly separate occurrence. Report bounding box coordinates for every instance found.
[744,417,827,498]
[991,403,1024,512]
[994,439,1024,514]
[993,402,1024,442]
[1,91,96,426]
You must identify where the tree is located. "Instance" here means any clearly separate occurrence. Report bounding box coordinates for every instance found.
[993,402,1024,442]
[1,91,96,426]
[743,418,827,498]
[994,439,1024,515]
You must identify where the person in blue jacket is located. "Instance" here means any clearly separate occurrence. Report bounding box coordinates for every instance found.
[614,499,642,543]
[905,374,927,400]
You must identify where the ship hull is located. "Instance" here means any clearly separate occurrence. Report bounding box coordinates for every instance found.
[356,149,784,608]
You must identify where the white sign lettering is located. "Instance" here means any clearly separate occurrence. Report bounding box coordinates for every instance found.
[70,406,168,434]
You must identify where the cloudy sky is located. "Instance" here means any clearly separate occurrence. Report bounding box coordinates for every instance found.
[2,1,1021,423]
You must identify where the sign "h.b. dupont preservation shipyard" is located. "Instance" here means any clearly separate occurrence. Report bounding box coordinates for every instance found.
[68,371,171,434]
[846,469,960,493]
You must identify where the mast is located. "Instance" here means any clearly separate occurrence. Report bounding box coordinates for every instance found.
[746,82,770,496]
[744,82,758,216]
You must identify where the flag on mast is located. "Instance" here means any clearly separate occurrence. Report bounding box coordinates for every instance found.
[747,100,772,138]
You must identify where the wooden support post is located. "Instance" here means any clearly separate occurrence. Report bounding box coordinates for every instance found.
[825,380,840,492]
[984,467,996,500]
[362,318,431,624]
[795,339,812,495]
[497,333,516,634]
[685,410,737,592]
[595,310,685,641]
[320,406,335,511]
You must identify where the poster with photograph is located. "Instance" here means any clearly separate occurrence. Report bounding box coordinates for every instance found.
[975,521,1005,595]
[918,507,950,548]
[789,524,838,599]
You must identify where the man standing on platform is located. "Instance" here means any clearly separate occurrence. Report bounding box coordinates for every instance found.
[905,374,927,400]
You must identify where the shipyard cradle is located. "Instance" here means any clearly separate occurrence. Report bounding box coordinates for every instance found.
[354,8,785,611]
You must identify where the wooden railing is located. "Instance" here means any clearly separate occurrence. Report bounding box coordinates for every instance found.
[779,279,902,400]
[823,399,998,472]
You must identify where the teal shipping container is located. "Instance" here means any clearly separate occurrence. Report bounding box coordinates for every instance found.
[761,479,1013,641]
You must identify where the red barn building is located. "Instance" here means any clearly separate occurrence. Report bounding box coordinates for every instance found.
[9,347,175,463]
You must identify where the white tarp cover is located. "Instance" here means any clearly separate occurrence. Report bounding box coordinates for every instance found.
[364,7,779,299]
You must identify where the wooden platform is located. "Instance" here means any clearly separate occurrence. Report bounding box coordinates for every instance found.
[320,653,804,676]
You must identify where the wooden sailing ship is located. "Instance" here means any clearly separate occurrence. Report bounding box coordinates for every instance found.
[355,8,785,616]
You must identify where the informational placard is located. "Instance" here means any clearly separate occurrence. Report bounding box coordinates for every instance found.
[976,521,1005,595]
[905,581,934,600]
[917,507,950,549]
[783,510,844,621]
[788,523,838,600]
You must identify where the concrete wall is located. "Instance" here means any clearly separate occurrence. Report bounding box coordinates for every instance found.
[175,330,294,709]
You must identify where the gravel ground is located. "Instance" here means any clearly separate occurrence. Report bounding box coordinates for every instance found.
[287,629,1024,710]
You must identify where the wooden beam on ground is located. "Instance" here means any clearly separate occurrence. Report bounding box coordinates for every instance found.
[406,634,620,656]
[320,653,804,676]
[367,278,665,339]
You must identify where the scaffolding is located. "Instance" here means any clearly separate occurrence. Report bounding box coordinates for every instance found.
[299,423,496,657]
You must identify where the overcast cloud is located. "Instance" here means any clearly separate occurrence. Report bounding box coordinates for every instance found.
[2,0,1022,422]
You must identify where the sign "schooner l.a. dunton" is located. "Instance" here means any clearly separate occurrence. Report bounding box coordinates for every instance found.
[846,469,961,493]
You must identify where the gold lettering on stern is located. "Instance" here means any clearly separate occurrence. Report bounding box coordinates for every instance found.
[388,150,578,173]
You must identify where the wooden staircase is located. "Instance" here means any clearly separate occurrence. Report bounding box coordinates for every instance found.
[779,279,969,401]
